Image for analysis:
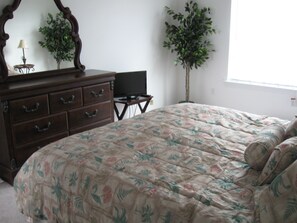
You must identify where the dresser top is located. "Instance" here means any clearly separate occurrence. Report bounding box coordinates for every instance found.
[0,69,115,100]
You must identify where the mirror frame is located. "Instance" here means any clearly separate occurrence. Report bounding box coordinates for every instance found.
[0,0,85,83]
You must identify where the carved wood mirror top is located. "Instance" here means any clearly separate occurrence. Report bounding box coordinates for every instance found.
[0,0,85,83]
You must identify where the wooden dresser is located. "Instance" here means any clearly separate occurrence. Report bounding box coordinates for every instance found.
[0,69,115,184]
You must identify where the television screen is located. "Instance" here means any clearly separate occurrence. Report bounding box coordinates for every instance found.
[114,71,147,99]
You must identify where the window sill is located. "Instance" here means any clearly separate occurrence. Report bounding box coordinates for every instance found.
[225,79,297,91]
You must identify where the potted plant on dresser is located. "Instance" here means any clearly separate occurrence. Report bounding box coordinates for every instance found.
[163,1,216,102]
[39,12,75,69]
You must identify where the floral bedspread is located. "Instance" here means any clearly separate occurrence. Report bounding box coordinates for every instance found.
[14,103,288,223]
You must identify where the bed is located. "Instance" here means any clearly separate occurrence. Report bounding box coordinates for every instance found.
[13,103,297,223]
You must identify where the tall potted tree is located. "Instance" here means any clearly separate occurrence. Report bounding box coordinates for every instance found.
[163,1,216,102]
[39,12,75,69]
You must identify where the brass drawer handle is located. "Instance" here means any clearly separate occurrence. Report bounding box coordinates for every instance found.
[85,109,98,118]
[34,121,51,133]
[22,102,40,113]
[90,89,104,98]
[60,95,75,104]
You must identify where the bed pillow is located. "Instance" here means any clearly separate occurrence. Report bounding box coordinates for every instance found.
[254,159,297,223]
[257,136,297,185]
[284,118,297,139]
[244,125,285,171]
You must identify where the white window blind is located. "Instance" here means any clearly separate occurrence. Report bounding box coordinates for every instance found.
[228,0,297,89]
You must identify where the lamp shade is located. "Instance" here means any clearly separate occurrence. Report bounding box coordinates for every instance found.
[17,39,28,49]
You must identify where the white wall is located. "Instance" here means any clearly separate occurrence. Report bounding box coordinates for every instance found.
[71,0,295,120]
[63,0,189,112]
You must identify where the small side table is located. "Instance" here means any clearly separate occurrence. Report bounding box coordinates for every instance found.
[14,64,35,74]
[114,95,153,120]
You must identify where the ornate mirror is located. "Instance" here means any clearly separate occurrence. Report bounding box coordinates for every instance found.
[0,0,85,83]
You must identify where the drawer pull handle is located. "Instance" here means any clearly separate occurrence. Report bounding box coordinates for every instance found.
[85,109,98,118]
[91,89,104,97]
[34,121,51,133]
[22,102,40,113]
[60,95,75,104]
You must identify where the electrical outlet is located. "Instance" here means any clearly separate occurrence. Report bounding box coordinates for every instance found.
[150,99,154,105]
[291,97,297,106]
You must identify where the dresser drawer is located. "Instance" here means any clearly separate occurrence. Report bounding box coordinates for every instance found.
[14,132,69,167]
[9,95,49,123]
[68,101,111,130]
[83,83,111,105]
[12,113,68,147]
[70,119,112,135]
[49,88,83,113]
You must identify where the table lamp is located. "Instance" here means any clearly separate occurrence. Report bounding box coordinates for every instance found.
[18,39,28,65]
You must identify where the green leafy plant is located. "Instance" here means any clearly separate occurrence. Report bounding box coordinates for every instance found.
[163,1,216,102]
[39,12,75,69]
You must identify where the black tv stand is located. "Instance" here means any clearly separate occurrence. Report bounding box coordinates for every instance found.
[119,96,138,101]
[114,95,153,120]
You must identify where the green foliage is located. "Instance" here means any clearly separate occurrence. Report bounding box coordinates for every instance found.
[22,163,30,174]
[74,196,84,212]
[79,132,94,141]
[135,151,155,161]
[91,184,102,204]
[231,215,245,223]
[284,198,297,220]
[139,204,154,223]
[82,175,91,191]
[117,188,133,201]
[53,160,64,171]
[140,169,151,176]
[163,1,215,70]
[69,172,78,187]
[163,1,216,101]
[95,156,103,163]
[169,182,180,193]
[162,212,172,223]
[52,178,63,202]
[167,138,181,146]
[267,157,277,171]
[113,207,127,223]
[39,12,75,69]
[19,182,26,193]
[130,177,145,187]
[168,154,180,161]
[33,208,48,220]
[269,174,291,197]
[37,170,44,177]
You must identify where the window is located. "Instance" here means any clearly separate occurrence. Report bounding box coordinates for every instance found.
[227,0,297,89]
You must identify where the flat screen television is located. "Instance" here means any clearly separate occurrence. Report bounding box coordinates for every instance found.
[114,70,147,99]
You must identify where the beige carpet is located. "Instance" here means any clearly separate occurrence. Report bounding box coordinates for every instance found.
[0,179,27,223]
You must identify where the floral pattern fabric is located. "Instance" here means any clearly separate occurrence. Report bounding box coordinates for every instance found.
[244,125,285,171]
[284,118,297,139]
[257,136,297,185]
[14,103,289,223]
[254,159,297,223]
